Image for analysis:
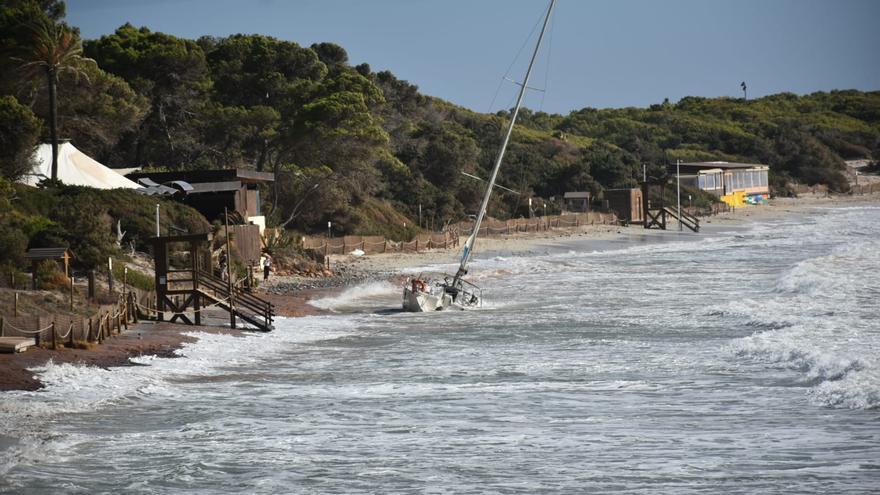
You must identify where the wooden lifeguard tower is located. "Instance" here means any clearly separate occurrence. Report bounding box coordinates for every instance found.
[150,233,274,331]
[641,179,700,232]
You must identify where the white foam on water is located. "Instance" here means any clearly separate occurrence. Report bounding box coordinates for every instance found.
[307,280,400,311]
[0,315,358,437]
[723,215,880,410]
[3,204,880,492]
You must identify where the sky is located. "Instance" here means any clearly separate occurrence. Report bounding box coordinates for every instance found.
[65,0,880,115]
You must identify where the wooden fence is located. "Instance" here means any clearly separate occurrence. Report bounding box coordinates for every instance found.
[229,224,262,264]
[850,182,880,195]
[301,212,617,256]
[302,233,459,256]
[451,212,617,238]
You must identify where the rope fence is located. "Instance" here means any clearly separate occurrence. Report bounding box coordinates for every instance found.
[0,288,149,350]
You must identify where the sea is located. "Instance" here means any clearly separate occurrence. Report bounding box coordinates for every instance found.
[1,204,878,494]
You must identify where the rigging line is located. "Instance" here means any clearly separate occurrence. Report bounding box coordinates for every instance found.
[539,13,555,113]
[487,5,546,113]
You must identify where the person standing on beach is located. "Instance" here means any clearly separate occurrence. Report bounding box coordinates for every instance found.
[219,249,228,281]
[263,255,272,281]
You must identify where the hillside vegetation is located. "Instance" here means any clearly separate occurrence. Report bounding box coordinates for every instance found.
[1,0,878,258]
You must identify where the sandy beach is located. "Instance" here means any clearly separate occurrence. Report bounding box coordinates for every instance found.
[2,192,877,392]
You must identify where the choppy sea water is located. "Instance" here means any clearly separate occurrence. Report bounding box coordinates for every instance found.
[1,205,878,494]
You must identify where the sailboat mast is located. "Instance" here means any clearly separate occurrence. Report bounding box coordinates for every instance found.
[454,0,556,283]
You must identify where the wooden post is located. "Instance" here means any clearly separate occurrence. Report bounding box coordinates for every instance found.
[1,317,4,337]
[132,293,139,323]
[415,238,419,252]
[14,292,18,317]
[88,318,93,342]
[69,323,74,347]
[69,276,74,312]
[383,239,387,253]
[123,266,127,311]
[224,207,236,330]
[51,320,57,350]
[108,257,114,294]
[88,269,95,300]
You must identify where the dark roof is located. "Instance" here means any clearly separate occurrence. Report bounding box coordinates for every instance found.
[679,161,767,170]
[188,181,242,194]
[25,247,71,260]
[126,169,274,184]
[564,191,591,199]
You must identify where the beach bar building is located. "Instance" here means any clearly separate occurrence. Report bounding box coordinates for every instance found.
[127,169,273,267]
[677,161,770,206]
[126,169,273,227]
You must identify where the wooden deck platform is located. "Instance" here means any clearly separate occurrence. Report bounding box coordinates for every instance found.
[0,337,37,353]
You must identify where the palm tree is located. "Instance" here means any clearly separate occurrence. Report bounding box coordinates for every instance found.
[17,19,93,181]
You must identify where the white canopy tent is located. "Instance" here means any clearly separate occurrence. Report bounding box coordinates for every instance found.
[21,142,141,190]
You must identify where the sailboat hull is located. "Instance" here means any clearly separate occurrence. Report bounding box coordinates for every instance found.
[402,287,451,312]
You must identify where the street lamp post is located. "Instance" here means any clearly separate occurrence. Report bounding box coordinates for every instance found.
[327,221,332,239]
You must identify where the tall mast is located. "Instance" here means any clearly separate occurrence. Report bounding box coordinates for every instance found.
[454,0,555,285]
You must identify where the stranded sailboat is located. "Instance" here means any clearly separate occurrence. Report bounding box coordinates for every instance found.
[403,0,556,312]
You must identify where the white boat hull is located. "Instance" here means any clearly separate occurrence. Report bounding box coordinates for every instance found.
[401,275,481,312]
[402,287,451,312]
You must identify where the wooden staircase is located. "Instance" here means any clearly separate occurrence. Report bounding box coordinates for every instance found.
[661,206,700,232]
[197,269,275,331]
[644,206,700,232]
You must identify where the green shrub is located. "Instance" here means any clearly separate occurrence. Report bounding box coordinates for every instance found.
[111,263,155,291]
[35,259,69,290]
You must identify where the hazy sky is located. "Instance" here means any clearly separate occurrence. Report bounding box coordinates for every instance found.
[66,0,880,115]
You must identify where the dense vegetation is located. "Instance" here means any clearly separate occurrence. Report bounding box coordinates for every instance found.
[1,0,878,272]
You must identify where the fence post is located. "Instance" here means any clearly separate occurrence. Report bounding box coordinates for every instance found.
[51,320,57,350]
[14,292,18,317]
[0,316,4,337]
[383,239,387,253]
[88,318,93,342]
[415,239,419,252]
[132,293,139,323]
[69,323,74,347]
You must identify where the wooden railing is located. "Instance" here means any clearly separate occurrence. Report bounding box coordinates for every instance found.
[196,269,274,331]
